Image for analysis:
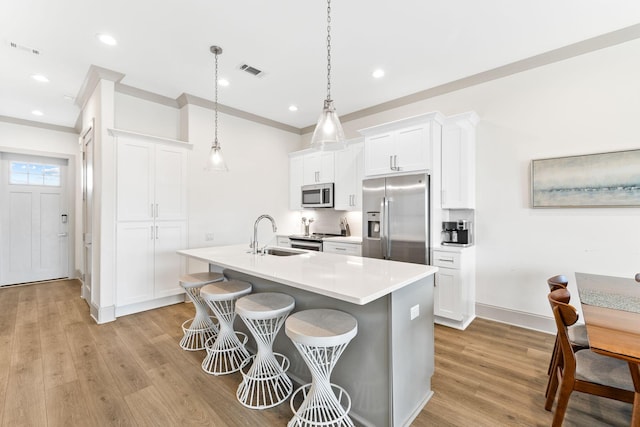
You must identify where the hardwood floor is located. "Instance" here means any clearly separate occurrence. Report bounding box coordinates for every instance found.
[0,279,633,426]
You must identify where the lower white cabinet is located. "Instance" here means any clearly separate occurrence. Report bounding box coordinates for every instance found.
[116,221,186,308]
[432,247,475,330]
[323,241,362,256]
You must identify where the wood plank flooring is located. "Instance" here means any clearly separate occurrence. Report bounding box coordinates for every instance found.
[0,279,633,426]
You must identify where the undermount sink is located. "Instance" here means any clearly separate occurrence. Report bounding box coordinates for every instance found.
[262,247,305,256]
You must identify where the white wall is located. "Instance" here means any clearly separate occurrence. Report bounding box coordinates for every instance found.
[114,93,181,139]
[0,120,81,277]
[303,38,640,329]
[180,104,301,272]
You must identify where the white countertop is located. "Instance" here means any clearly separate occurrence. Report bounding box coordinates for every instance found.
[178,244,436,305]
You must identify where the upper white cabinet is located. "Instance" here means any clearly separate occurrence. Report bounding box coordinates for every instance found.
[334,139,364,211]
[441,112,479,209]
[116,137,188,221]
[303,151,335,185]
[359,113,444,177]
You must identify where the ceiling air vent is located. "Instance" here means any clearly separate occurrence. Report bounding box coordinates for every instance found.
[8,41,41,55]
[239,64,264,77]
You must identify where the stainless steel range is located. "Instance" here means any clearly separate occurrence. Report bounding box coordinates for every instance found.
[288,233,342,251]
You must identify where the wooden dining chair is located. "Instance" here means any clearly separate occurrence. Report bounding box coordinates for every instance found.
[545,275,590,398]
[545,288,635,426]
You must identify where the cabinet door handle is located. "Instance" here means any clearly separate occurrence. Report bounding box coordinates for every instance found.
[150,204,154,218]
[150,225,154,240]
[335,247,346,251]
[437,258,454,262]
[394,155,398,170]
[389,155,394,170]
[155,203,158,218]
[155,226,159,239]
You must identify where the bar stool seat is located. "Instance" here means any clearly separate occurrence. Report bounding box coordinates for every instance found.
[178,272,224,351]
[200,279,252,375]
[236,292,295,409]
[286,309,358,427]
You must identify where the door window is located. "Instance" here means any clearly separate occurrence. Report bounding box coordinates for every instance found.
[9,161,61,186]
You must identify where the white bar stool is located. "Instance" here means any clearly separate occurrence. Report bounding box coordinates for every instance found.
[285,309,358,427]
[200,279,252,375]
[178,272,224,351]
[236,292,295,409]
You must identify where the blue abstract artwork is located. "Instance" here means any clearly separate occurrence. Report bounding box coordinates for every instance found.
[531,150,640,207]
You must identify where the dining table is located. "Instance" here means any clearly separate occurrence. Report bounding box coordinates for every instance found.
[575,272,640,427]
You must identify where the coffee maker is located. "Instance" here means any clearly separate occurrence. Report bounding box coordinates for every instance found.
[441,220,473,246]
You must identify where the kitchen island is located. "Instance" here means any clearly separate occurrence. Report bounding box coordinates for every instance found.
[178,245,437,427]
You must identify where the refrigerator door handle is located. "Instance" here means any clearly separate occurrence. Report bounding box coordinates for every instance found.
[381,196,390,259]
[380,197,386,259]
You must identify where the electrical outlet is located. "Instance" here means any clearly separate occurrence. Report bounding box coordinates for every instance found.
[205,233,215,241]
[410,304,420,320]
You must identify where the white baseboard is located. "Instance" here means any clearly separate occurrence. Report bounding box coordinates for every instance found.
[475,303,555,335]
[115,294,185,318]
[435,314,476,330]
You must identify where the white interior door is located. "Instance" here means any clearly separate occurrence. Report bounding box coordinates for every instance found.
[0,153,68,285]
[82,126,94,302]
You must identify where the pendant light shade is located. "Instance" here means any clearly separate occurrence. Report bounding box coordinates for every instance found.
[310,99,345,149]
[205,45,228,172]
[311,0,345,150]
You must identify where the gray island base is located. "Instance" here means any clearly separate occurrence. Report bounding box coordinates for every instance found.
[178,246,436,427]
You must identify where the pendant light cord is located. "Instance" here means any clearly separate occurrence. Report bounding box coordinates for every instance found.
[214,51,219,145]
[326,0,332,102]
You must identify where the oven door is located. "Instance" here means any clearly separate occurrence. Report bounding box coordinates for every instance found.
[289,239,322,251]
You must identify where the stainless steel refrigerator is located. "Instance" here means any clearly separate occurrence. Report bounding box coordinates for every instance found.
[362,173,429,264]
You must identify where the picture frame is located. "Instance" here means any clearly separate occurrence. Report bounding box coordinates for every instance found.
[531,149,640,208]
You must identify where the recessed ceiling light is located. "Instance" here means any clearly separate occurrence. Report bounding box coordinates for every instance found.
[289,105,298,112]
[218,78,229,87]
[31,110,43,116]
[31,74,49,83]
[372,69,385,79]
[96,33,117,46]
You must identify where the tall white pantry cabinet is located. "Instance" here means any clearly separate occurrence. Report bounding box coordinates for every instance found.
[111,129,190,316]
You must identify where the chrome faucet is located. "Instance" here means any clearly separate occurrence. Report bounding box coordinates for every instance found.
[251,214,277,254]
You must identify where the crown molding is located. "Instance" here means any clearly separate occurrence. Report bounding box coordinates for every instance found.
[301,23,640,134]
[75,65,125,111]
[0,115,77,134]
[176,93,301,134]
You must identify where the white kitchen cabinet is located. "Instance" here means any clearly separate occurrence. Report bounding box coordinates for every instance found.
[432,247,475,330]
[334,140,364,211]
[117,138,187,221]
[441,112,478,209]
[111,129,190,316]
[289,155,304,210]
[115,221,186,306]
[303,151,335,185]
[323,241,362,256]
[359,113,444,177]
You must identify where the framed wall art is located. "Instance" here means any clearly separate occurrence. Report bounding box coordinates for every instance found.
[531,149,640,208]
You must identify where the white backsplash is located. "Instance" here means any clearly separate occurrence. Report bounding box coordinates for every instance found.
[293,210,362,237]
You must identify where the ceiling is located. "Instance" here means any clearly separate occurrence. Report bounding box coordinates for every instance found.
[2,1,640,131]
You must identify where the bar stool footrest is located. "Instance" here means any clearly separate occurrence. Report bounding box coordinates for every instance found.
[179,316,218,351]
[201,332,250,375]
[237,353,292,409]
[289,383,354,427]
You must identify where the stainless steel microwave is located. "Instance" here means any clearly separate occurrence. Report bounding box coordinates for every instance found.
[301,183,334,208]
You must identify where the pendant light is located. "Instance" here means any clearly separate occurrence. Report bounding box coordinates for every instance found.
[206,45,228,172]
[310,0,345,150]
